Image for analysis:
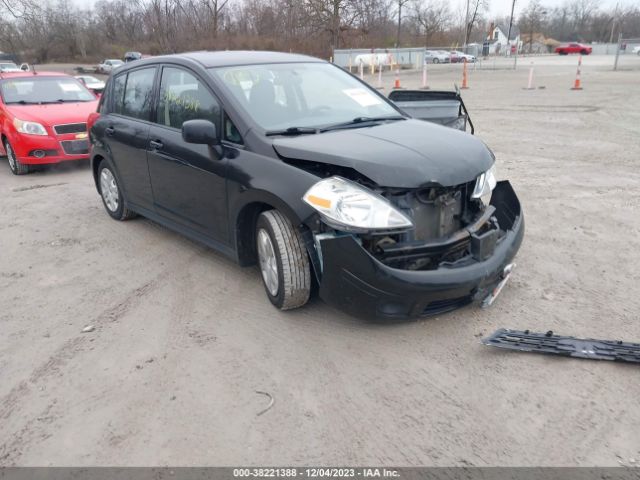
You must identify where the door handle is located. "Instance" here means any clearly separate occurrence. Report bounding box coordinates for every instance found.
[149,140,163,150]
[105,126,115,136]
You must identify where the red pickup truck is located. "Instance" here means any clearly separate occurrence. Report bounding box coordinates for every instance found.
[555,43,592,55]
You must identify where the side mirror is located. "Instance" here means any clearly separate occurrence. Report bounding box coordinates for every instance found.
[182,119,219,145]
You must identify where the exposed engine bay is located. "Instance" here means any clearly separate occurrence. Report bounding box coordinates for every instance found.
[287,157,510,273]
[360,181,502,271]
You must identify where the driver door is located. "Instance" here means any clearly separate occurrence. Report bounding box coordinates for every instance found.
[147,66,229,244]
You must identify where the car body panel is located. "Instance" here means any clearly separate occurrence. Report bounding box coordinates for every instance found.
[272,119,493,188]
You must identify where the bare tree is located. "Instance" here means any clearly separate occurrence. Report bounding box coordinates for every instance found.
[519,0,547,52]
[412,0,451,46]
[394,0,409,46]
[463,0,487,46]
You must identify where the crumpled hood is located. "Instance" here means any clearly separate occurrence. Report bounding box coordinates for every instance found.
[6,101,98,126]
[272,119,494,188]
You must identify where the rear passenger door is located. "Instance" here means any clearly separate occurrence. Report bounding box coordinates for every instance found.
[147,66,229,244]
[105,67,156,209]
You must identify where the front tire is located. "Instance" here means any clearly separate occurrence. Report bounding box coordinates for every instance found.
[98,162,136,221]
[433,58,439,64]
[5,140,29,175]
[256,210,310,310]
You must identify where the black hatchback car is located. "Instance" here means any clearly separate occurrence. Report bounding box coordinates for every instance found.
[89,51,524,320]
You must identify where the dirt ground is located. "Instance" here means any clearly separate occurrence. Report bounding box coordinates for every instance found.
[1,55,640,467]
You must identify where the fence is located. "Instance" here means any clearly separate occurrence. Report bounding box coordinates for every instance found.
[614,35,640,70]
[332,48,426,70]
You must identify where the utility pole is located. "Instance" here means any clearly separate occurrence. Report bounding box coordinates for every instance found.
[463,0,470,47]
[507,0,516,55]
[609,2,619,44]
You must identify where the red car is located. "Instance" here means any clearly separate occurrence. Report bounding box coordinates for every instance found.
[0,71,98,175]
[555,43,592,55]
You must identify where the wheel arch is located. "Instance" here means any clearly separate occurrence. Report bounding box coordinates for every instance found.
[233,193,318,279]
[91,154,105,192]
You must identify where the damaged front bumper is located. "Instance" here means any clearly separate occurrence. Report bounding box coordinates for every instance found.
[315,181,524,320]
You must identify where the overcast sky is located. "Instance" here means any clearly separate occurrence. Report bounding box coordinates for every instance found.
[488,0,634,18]
[70,0,636,20]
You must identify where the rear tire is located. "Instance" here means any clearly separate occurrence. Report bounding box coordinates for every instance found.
[256,210,310,311]
[5,140,30,175]
[433,58,439,64]
[98,161,136,221]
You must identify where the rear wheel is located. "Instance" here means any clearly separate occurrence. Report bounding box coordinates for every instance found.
[256,210,310,310]
[98,162,136,221]
[5,140,29,175]
[433,58,439,64]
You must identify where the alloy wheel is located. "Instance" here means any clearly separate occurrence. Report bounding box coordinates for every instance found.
[100,168,119,212]
[257,228,279,297]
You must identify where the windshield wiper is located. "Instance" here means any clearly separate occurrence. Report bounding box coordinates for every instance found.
[265,126,319,136]
[320,115,406,132]
[6,100,38,105]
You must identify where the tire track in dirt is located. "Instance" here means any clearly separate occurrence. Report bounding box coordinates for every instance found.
[0,278,159,464]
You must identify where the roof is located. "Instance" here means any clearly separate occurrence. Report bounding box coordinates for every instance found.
[495,24,520,40]
[0,71,68,79]
[137,50,323,69]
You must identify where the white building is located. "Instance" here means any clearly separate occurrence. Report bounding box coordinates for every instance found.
[487,24,522,55]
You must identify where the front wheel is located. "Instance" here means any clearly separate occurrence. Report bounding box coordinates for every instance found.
[433,58,439,64]
[5,140,29,175]
[256,210,310,310]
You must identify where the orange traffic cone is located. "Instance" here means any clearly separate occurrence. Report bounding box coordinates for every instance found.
[571,55,583,90]
[461,59,469,89]
[394,68,401,89]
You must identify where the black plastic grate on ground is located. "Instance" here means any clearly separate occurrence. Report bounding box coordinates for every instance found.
[482,328,640,363]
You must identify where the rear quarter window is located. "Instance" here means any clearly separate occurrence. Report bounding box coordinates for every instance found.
[110,67,156,120]
[122,68,156,120]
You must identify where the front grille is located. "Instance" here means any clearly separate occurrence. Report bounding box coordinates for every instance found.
[60,140,89,155]
[422,295,472,316]
[54,123,87,135]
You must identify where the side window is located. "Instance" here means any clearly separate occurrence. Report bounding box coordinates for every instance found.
[122,68,156,120]
[224,114,243,144]
[111,73,126,115]
[156,67,220,131]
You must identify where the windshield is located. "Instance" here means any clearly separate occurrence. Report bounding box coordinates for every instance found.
[211,62,399,131]
[1,76,95,104]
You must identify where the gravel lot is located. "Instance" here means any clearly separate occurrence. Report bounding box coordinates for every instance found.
[1,55,640,466]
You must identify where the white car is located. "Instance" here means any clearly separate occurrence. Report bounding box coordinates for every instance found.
[97,59,124,74]
[451,50,476,63]
[425,50,450,64]
[632,45,640,55]
[75,75,106,94]
[353,53,393,68]
[0,62,22,72]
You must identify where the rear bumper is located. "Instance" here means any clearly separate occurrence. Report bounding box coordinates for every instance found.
[317,181,524,320]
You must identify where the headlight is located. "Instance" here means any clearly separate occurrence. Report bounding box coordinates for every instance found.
[471,164,497,207]
[14,118,48,136]
[303,176,413,233]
